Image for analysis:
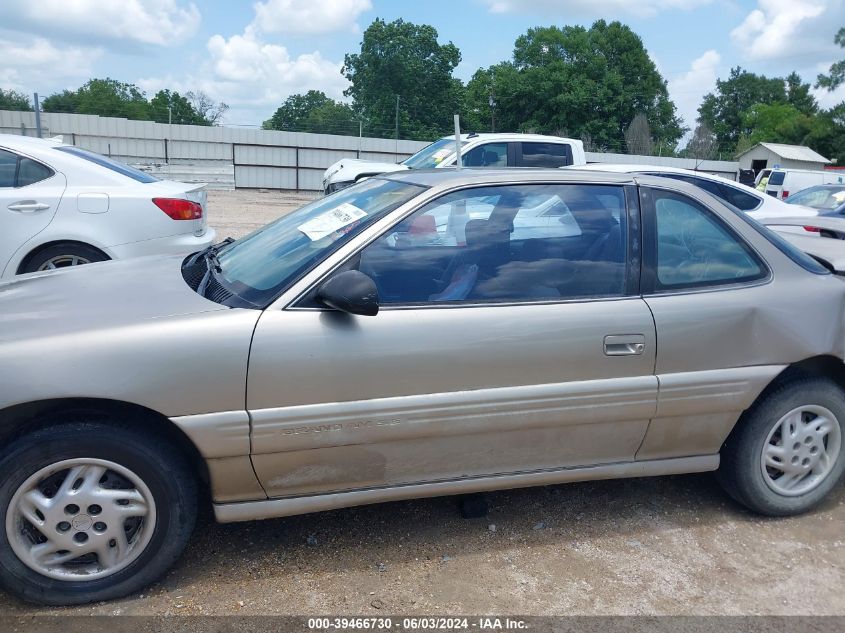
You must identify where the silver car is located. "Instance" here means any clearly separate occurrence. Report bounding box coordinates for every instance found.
[1,169,844,605]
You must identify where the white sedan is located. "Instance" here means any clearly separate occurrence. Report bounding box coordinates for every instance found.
[0,134,216,277]
[571,163,819,235]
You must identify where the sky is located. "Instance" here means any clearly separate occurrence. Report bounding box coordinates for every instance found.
[1,0,844,132]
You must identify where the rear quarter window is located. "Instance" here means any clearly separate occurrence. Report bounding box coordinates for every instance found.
[519,142,573,167]
[768,171,786,186]
[18,158,54,186]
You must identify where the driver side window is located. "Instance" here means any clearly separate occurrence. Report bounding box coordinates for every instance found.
[355,183,628,305]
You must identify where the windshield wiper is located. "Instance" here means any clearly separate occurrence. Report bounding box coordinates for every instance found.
[190,237,235,298]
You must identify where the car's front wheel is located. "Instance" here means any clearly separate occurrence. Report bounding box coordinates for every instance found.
[0,421,196,605]
[718,378,845,516]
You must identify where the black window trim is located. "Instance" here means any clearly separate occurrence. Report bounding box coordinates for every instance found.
[291,180,638,311]
[0,148,55,189]
[639,185,772,296]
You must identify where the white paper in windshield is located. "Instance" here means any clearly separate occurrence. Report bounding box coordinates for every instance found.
[432,149,451,163]
[298,203,368,241]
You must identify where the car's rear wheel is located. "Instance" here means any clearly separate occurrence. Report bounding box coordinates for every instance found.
[717,378,845,516]
[0,421,196,605]
[22,243,108,273]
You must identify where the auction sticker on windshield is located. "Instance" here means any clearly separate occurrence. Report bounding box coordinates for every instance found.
[432,148,452,164]
[298,203,368,241]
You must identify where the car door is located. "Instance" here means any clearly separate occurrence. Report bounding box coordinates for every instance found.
[636,184,788,461]
[247,182,658,499]
[0,148,66,275]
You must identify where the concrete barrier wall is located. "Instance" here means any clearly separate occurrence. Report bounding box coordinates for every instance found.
[1,110,740,190]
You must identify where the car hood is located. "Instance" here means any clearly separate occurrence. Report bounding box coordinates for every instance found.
[322,158,408,187]
[0,255,228,344]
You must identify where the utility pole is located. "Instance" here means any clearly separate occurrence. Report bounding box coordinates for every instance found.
[33,93,42,138]
[490,67,496,133]
[454,115,462,168]
[395,94,400,158]
[358,119,363,159]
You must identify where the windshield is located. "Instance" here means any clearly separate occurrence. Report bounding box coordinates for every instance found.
[785,185,845,211]
[55,146,159,183]
[402,138,466,169]
[215,178,426,305]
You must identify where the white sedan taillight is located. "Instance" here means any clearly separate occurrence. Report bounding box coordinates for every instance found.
[153,198,203,220]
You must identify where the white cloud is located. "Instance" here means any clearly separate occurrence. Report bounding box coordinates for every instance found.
[813,83,845,110]
[146,0,359,124]
[250,0,372,35]
[731,0,842,61]
[206,32,347,101]
[668,49,721,129]
[0,0,201,47]
[140,31,349,124]
[482,0,710,18]
[0,37,101,93]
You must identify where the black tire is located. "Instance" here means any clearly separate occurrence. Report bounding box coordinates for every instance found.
[21,243,109,274]
[717,378,845,516]
[0,421,197,605]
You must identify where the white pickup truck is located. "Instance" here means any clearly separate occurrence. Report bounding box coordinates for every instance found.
[321,133,587,194]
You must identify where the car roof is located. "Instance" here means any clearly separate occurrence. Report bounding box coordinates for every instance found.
[0,134,67,153]
[377,167,635,188]
[439,133,581,144]
[578,162,715,177]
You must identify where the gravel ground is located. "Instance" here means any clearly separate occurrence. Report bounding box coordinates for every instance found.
[2,189,843,617]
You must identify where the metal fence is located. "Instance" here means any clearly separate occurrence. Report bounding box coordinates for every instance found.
[0,110,739,190]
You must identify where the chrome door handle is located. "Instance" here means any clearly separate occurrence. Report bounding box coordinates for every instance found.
[604,334,646,356]
[8,200,50,213]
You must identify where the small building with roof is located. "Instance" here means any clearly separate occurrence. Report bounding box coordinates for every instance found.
[737,142,831,175]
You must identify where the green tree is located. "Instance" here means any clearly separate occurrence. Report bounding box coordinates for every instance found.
[343,18,464,140]
[464,64,519,133]
[43,79,151,120]
[0,89,31,111]
[698,67,792,150]
[41,90,80,113]
[149,89,206,125]
[741,102,816,146]
[805,105,845,166]
[785,71,817,115]
[262,90,356,134]
[817,27,845,90]
[465,21,685,151]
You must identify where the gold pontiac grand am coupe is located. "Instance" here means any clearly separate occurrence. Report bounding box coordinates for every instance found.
[0,168,843,604]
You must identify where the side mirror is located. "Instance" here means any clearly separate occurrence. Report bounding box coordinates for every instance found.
[316,270,379,316]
